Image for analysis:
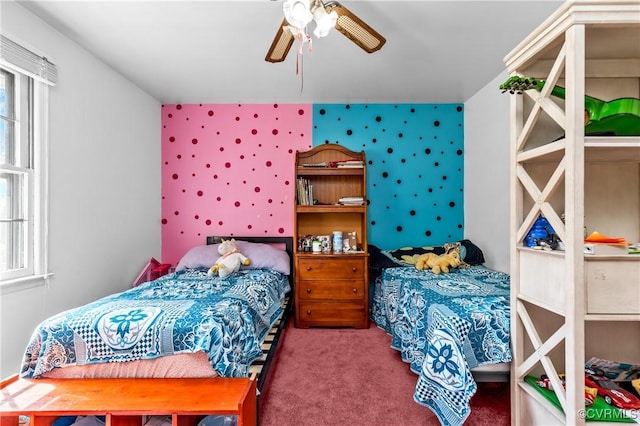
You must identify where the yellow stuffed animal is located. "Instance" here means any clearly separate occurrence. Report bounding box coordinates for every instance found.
[415,251,463,274]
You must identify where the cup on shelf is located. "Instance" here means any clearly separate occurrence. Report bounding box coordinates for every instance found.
[332,231,343,254]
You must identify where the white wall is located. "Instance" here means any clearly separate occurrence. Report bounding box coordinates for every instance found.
[464,71,511,273]
[0,1,162,377]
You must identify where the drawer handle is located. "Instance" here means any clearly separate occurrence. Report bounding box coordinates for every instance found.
[306,288,312,294]
[306,266,312,271]
[352,267,357,272]
[352,288,358,294]
[306,310,312,316]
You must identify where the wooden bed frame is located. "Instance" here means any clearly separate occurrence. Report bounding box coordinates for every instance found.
[0,236,295,426]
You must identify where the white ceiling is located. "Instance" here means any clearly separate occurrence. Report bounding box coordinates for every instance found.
[17,0,564,104]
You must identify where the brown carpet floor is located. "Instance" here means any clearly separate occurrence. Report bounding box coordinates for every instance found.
[259,319,510,425]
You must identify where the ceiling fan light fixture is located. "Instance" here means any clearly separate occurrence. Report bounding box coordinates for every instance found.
[283,0,313,29]
[266,0,385,64]
[312,6,337,38]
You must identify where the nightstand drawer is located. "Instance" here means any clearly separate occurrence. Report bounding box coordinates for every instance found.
[297,258,366,280]
[297,302,366,325]
[298,280,365,301]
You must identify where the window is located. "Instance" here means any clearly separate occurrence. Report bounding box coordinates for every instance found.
[0,68,31,279]
[0,36,56,286]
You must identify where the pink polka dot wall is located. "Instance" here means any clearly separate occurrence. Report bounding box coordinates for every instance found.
[161,104,312,264]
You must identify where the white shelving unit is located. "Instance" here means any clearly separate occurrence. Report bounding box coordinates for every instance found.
[504,1,640,424]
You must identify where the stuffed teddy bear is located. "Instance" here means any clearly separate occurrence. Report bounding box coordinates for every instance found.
[415,251,463,274]
[208,238,251,278]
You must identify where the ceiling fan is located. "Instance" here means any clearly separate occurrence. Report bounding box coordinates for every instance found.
[265,0,386,63]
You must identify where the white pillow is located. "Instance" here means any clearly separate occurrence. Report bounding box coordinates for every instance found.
[176,240,290,275]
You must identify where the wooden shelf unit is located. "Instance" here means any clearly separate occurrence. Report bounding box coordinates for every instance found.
[504,1,640,424]
[0,375,256,426]
[293,144,369,329]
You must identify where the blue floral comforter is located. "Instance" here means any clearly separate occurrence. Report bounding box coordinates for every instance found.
[21,268,290,379]
[371,265,511,426]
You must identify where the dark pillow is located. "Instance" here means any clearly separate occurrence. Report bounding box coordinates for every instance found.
[368,244,402,270]
[459,239,485,265]
[381,240,486,266]
[383,245,449,266]
[368,244,402,282]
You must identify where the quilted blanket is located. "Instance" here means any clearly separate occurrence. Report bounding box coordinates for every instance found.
[21,268,290,379]
[371,265,511,426]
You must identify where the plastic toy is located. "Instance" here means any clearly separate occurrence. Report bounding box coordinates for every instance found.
[585,369,640,410]
[500,75,640,136]
[632,378,640,398]
[208,238,251,278]
[536,374,596,407]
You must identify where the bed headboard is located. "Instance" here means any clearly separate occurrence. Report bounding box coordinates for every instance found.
[206,235,295,289]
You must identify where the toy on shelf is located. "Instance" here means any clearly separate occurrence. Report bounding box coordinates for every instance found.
[585,368,640,411]
[500,75,640,136]
[524,215,559,250]
[535,374,596,407]
[632,379,640,398]
[526,374,637,423]
[586,357,640,399]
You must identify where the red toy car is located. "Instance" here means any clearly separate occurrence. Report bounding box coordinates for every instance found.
[585,369,640,410]
[536,374,596,406]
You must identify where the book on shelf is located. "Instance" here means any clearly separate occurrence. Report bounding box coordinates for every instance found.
[300,162,328,168]
[338,196,364,205]
[296,177,314,206]
[328,160,364,168]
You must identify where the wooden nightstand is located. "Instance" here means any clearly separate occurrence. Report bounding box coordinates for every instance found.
[293,144,369,329]
[295,253,368,329]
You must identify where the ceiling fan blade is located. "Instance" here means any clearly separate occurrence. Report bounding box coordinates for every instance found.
[265,18,295,63]
[324,2,386,54]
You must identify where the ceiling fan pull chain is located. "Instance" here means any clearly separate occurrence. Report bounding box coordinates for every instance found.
[295,34,303,55]
[294,42,304,93]
[299,53,304,94]
[294,31,303,75]
[296,51,300,75]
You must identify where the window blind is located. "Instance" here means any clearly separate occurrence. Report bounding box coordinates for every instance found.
[0,35,57,86]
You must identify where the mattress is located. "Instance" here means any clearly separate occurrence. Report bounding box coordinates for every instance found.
[21,268,290,379]
[372,264,511,425]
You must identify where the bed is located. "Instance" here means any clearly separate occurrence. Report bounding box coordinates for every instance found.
[370,240,511,426]
[18,236,293,402]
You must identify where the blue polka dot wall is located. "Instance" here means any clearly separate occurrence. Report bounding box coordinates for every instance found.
[312,104,464,250]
